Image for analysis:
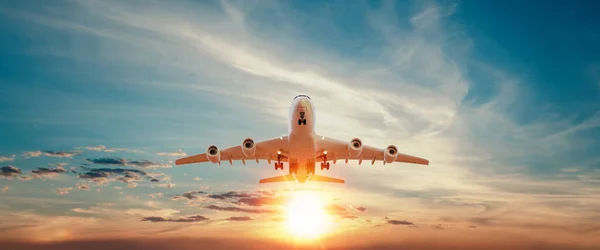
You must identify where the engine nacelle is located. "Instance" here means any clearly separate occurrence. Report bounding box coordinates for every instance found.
[206,145,220,163]
[384,145,399,163]
[241,138,256,157]
[348,138,363,158]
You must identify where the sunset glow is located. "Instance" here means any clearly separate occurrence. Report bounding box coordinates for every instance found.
[284,191,334,239]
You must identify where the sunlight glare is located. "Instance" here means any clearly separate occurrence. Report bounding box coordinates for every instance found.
[284,190,333,240]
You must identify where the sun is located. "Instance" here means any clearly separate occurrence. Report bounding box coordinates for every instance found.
[284,190,333,240]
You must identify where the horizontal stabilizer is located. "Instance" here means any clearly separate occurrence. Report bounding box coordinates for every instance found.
[308,174,345,183]
[259,175,296,184]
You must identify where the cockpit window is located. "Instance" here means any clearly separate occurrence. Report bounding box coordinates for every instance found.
[293,94,311,100]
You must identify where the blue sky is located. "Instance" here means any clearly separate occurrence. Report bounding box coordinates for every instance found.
[1,0,599,248]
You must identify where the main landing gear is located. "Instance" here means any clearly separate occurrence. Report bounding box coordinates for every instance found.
[274,151,284,170]
[321,150,330,170]
[274,162,284,170]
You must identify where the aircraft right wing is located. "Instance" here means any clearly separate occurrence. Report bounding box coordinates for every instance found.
[175,136,289,165]
[315,135,429,165]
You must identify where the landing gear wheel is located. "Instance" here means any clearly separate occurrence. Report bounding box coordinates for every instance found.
[326,162,330,170]
[302,119,306,125]
[274,162,283,170]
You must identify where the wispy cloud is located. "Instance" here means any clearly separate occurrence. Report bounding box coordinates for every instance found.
[0,155,15,163]
[22,150,79,158]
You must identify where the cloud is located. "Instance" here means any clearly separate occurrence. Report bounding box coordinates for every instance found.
[172,191,205,201]
[0,155,15,163]
[157,183,175,188]
[85,157,171,169]
[226,216,252,221]
[205,205,278,214]
[31,166,67,178]
[202,190,283,207]
[141,215,209,223]
[1,185,9,193]
[23,150,79,158]
[157,149,187,157]
[149,193,163,199]
[82,145,145,153]
[77,167,159,187]
[1,165,21,178]
[56,187,73,195]
[76,182,90,190]
[387,220,415,226]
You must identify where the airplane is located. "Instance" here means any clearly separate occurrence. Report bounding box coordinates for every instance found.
[175,94,429,184]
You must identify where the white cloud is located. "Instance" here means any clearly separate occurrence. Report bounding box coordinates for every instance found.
[0,155,15,162]
[157,149,187,157]
[56,187,73,195]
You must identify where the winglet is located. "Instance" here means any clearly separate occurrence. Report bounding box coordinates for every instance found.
[259,174,296,184]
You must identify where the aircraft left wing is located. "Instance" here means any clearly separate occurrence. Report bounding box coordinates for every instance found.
[315,135,429,165]
[175,136,289,165]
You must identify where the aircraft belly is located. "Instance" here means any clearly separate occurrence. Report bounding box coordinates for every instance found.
[288,134,316,177]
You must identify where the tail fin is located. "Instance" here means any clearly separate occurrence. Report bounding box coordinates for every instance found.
[259,175,296,184]
[308,174,345,183]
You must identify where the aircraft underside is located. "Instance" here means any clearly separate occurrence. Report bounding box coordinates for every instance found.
[174,94,429,184]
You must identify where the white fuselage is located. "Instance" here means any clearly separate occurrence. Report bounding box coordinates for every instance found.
[287,96,317,182]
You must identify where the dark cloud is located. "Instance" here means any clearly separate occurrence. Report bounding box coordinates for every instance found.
[199,190,283,207]
[172,191,205,201]
[31,166,67,177]
[86,158,170,169]
[77,167,156,187]
[151,178,160,182]
[1,165,21,178]
[355,206,367,212]
[86,158,127,165]
[141,215,209,223]
[387,220,414,225]
[205,205,278,214]
[207,191,252,200]
[43,151,79,158]
[226,216,252,221]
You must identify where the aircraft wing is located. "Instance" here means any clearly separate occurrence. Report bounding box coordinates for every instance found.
[175,136,289,165]
[315,135,429,165]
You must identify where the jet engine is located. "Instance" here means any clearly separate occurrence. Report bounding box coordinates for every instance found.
[241,138,256,157]
[206,145,220,163]
[384,145,399,163]
[348,138,363,157]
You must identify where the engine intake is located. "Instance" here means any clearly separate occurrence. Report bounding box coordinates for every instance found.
[241,138,256,157]
[206,145,220,163]
[384,145,398,163]
[348,138,363,158]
